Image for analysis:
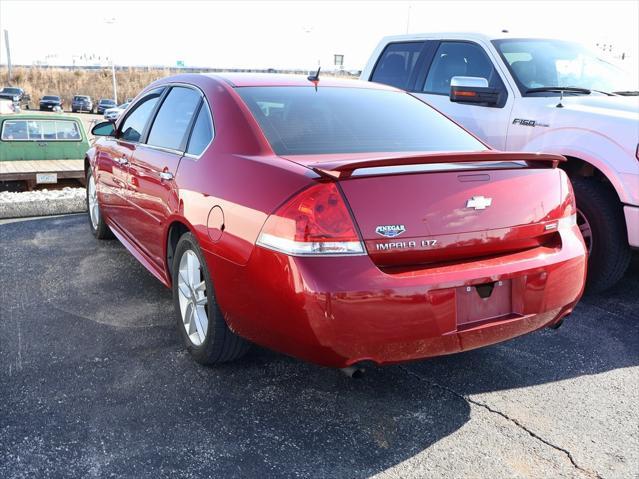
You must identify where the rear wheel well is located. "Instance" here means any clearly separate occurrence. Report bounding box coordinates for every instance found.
[166,221,191,276]
[560,156,621,203]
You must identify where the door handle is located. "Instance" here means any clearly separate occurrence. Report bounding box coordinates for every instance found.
[115,156,129,166]
[159,171,174,181]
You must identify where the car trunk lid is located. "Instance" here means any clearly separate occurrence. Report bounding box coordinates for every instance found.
[282,151,566,266]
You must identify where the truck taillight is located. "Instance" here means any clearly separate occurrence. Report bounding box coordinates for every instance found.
[257,182,365,256]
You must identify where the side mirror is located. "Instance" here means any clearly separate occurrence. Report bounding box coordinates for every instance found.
[91,120,116,137]
[450,76,500,107]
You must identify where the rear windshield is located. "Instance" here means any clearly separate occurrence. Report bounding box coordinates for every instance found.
[74,96,89,101]
[237,86,487,155]
[1,119,82,141]
[2,88,21,94]
[100,99,115,105]
[42,96,60,101]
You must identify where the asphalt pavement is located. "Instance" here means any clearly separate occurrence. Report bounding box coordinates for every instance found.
[1,214,637,479]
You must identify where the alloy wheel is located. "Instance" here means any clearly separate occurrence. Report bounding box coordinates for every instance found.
[88,174,99,229]
[576,208,593,255]
[177,250,209,346]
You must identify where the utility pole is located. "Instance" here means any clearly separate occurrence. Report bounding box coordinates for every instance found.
[4,30,12,84]
[104,18,118,103]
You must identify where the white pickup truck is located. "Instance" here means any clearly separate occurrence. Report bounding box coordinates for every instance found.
[362,32,639,292]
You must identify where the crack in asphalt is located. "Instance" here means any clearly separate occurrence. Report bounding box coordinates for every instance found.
[399,366,603,479]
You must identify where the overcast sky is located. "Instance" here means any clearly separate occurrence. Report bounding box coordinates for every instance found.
[1,0,637,72]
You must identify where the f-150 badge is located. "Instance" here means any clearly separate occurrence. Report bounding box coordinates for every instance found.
[375,224,406,238]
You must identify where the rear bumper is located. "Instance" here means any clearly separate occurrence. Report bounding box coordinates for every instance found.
[625,205,639,248]
[210,226,587,368]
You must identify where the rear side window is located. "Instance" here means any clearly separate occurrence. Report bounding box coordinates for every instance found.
[423,42,503,94]
[371,42,424,90]
[119,88,163,143]
[237,86,487,155]
[147,86,201,151]
[1,119,81,141]
[186,102,214,156]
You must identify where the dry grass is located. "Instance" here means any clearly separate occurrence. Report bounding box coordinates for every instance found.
[0,66,358,109]
[0,67,177,107]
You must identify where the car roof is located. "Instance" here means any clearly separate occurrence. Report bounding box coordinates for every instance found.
[378,31,569,44]
[204,72,398,90]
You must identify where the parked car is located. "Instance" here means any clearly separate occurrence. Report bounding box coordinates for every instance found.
[103,101,130,121]
[39,95,63,111]
[96,98,116,115]
[0,113,90,188]
[0,86,31,109]
[86,73,586,370]
[361,32,639,292]
[71,95,94,113]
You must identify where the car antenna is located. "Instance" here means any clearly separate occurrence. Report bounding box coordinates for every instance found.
[307,66,321,82]
[556,89,565,108]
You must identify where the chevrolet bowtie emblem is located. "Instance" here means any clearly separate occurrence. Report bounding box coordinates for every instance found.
[466,196,493,210]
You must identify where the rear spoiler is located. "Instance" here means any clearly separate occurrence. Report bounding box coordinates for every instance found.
[308,151,566,179]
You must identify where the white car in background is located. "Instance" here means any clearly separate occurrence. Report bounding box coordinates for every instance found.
[103,101,131,121]
[362,32,639,292]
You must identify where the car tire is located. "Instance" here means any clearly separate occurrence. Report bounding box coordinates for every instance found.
[86,168,113,240]
[172,232,250,364]
[572,177,631,293]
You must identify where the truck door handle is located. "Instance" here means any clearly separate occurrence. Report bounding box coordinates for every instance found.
[115,156,128,166]
[159,171,174,181]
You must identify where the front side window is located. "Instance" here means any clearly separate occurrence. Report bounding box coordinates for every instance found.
[493,39,636,94]
[186,102,214,156]
[147,86,201,151]
[423,42,503,95]
[237,86,487,155]
[371,42,425,90]
[1,119,81,141]
[118,88,163,143]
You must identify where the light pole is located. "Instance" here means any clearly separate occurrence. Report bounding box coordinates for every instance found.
[104,18,118,103]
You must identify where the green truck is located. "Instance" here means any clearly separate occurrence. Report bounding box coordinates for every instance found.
[0,113,90,189]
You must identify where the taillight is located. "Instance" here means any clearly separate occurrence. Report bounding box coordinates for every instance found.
[257,182,365,256]
[550,170,577,231]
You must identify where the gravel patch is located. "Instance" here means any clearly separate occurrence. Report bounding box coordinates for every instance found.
[0,187,86,219]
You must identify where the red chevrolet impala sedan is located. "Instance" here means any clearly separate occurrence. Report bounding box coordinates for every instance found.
[86,73,587,369]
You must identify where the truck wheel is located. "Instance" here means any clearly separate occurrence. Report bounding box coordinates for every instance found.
[172,232,250,364]
[86,168,113,240]
[572,177,631,293]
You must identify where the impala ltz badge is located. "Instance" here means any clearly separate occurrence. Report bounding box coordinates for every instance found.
[375,224,406,238]
[466,196,492,210]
